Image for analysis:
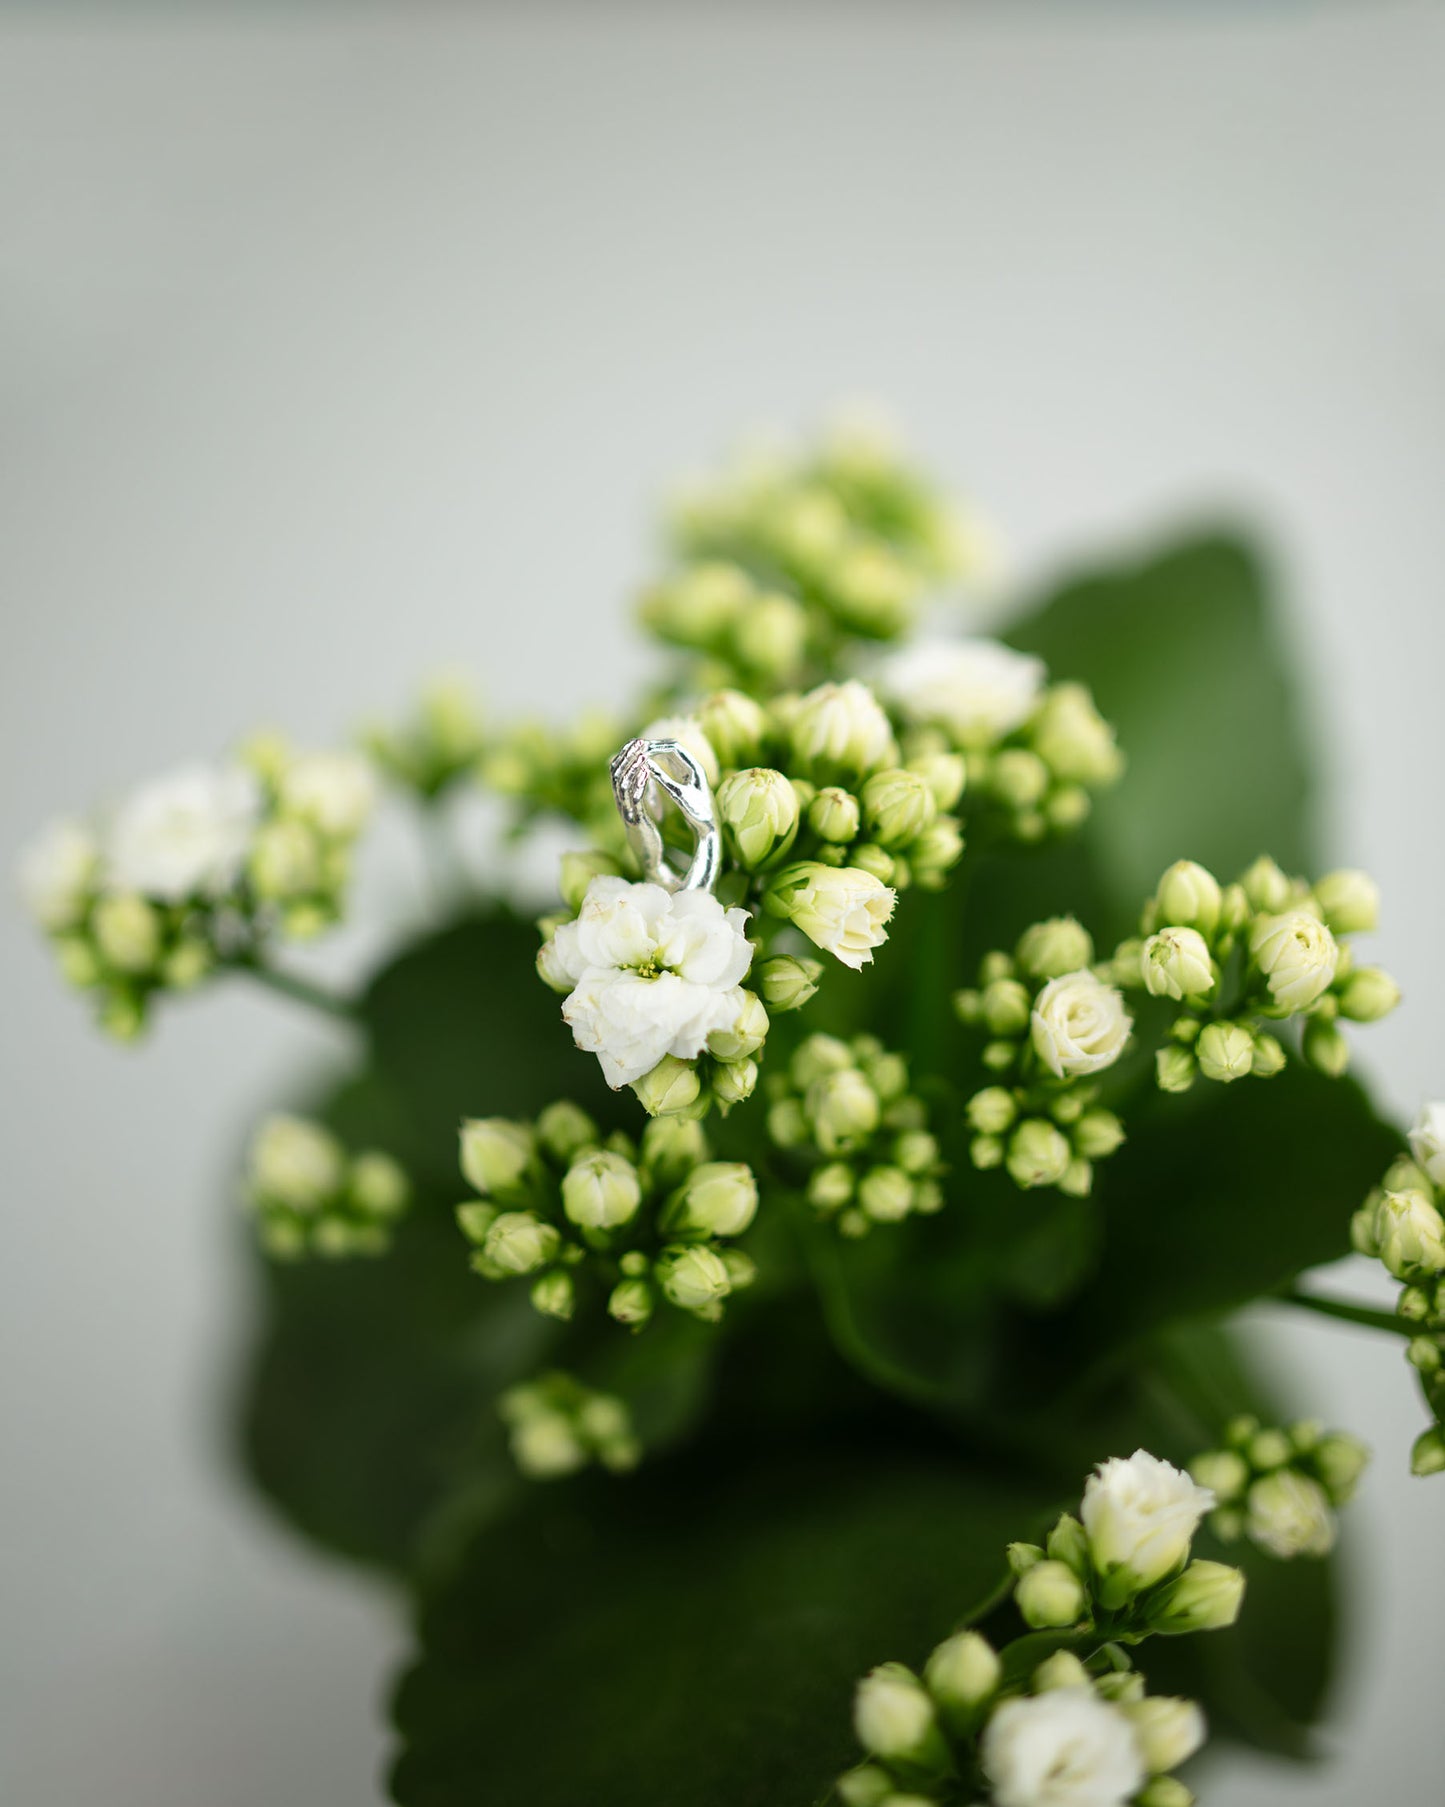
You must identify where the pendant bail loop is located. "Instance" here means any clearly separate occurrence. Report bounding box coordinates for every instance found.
[610,738,722,895]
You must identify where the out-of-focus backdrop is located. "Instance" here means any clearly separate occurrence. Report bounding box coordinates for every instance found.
[3,5,1442,1803]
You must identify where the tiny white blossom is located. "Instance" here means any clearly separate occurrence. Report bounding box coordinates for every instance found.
[545,877,753,1089]
[18,818,97,930]
[879,637,1046,747]
[1031,972,1132,1079]
[981,1688,1145,1807]
[1081,1450,1214,1602]
[280,750,376,838]
[1408,1101,1445,1189]
[107,763,261,902]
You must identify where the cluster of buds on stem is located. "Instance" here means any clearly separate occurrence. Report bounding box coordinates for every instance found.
[764,1033,944,1237]
[836,1449,1235,1807]
[496,1371,639,1480]
[955,917,1131,1196]
[19,735,376,1039]
[1108,858,1399,1094]
[242,1114,410,1259]
[456,1106,759,1330]
[1352,1104,1445,1476]
[1189,1416,1367,1559]
[480,709,627,849]
[361,674,486,800]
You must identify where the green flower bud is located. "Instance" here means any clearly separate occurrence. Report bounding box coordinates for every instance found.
[1016,1558,1086,1628]
[535,1100,598,1165]
[1046,786,1091,832]
[1045,1512,1089,1575]
[716,767,800,872]
[349,1151,410,1219]
[1059,1157,1093,1197]
[1143,926,1215,1002]
[971,1134,1004,1170]
[792,1032,854,1088]
[858,1165,914,1224]
[909,815,965,888]
[455,1200,498,1243]
[808,1068,881,1155]
[1136,1778,1195,1807]
[1240,855,1292,914]
[509,1410,589,1480]
[707,990,769,1062]
[808,786,862,844]
[860,768,936,851]
[1156,1046,1197,1094]
[1196,1021,1255,1084]
[789,679,898,783]
[1375,1188,1445,1279]
[1154,860,1223,935]
[852,1663,946,1768]
[639,559,749,647]
[835,1765,893,1807]
[713,1057,759,1107]
[1031,1650,1092,1692]
[554,848,618,914]
[1148,1560,1246,1634]
[249,1114,346,1211]
[1006,1540,1045,1577]
[1246,1469,1337,1558]
[1247,1428,1292,1471]
[1073,1109,1125,1160]
[1410,1425,1445,1476]
[1030,681,1122,784]
[733,590,809,678]
[638,1115,708,1189]
[906,750,966,812]
[990,747,1050,808]
[530,1270,575,1320]
[1312,1431,1370,1503]
[663,1160,759,1238]
[967,1087,1017,1135]
[1125,1698,1206,1776]
[1313,867,1380,936]
[1337,965,1401,1023]
[93,893,161,973]
[483,1211,561,1276]
[655,1243,733,1318]
[808,1162,855,1212]
[1189,1449,1249,1502]
[250,818,322,900]
[607,1277,654,1328]
[1016,915,1094,980]
[460,1118,537,1200]
[1251,1032,1287,1077]
[632,1055,704,1118]
[1302,1017,1350,1078]
[894,1130,939,1175]
[1409,1336,1443,1373]
[848,843,896,885]
[923,1631,999,1723]
[562,1150,642,1230]
[1006,1119,1072,1189]
[982,978,1032,1038]
[719,1246,757,1290]
[1250,910,1340,1012]
[697,688,768,769]
[767,1098,808,1150]
[756,953,823,1013]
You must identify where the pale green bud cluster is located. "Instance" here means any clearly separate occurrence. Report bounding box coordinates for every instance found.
[480,709,626,848]
[361,674,486,799]
[1105,857,1399,1094]
[764,1034,944,1237]
[456,1108,759,1328]
[1190,1415,1366,1558]
[638,562,811,689]
[955,926,1130,1196]
[496,1370,640,1479]
[242,1113,410,1259]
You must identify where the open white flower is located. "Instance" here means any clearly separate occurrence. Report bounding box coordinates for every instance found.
[107,763,261,902]
[545,876,753,1088]
[18,818,97,931]
[1408,1101,1445,1189]
[767,861,896,969]
[1245,1469,1336,1559]
[1081,1450,1214,1605]
[1031,971,1132,1078]
[279,750,376,839]
[1249,909,1338,1012]
[880,637,1045,747]
[981,1688,1145,1807]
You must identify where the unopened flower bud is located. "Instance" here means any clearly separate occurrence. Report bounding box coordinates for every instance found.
[250,819,322,900]
[638,1115,707,1189]
[858,1165,914,1224]
[1143,927,1215,1003]
[1189,1450,1249,1503]
[852,1664,946,1768]
[1015,1558,1086,1628]
[664,1161,758,1238]
[530,1270,575,1320]
[1030,682,1122,784]
[1410,1425,1445,1476]
[607,1277,654,1327]
[562,1149,642,1230]
[1313,868,1380,935]
[1007,1119,1072,1189]
[1374,1188,1445,1279]
[655,1243,733,1318]
[834,1765,892,1807]
[707,990,769,1062]
[789,679,898,783]
[849,843,895,884]
[1240,855,1292,914]
[1136,1780,1194,1807]
[1148,1560,1245,1634]
[1156,1046,1197,1093]
[1196,1021,1255,1084]
[860,768,936,851]
[535,1100,598,1165]
[1312,1431,1370,1503]
[559,849,622,914]
[1155,860,1223,935]
[808,1163,854,1212]
[249,1114,346,1210]
[756,953,823,1013]
[1125,1698,1207,1775]
[632,1055,704,1118]
[460,1118,537,1200]
[734,590,810,678]
[895,1130,939,1175]
[1073,1109,1125,1160]
[717,768,800,872]
[93,893,161,973]
[990,747,1050,808]
[1302,1017,1350,1078]
[982,978,1032,1038]
[909,816,965,887]
[350,1151,409,1219]
[713,1057,759,1107]
[808,787,862,844]
[1031,1651,1092,1692]
[1007,1541,1044,1577]
[719,1246,756,1290]
[162,939,211,990]
[924,1630,1000,1723]
[1251,1032,1287,1077]
[1245,1469,1336,1558]
[792,1033,853,1087]
[968,1087,1017,1135]
[809,1068,881,1155]
[1250,910,1339,1011]
[1337,966,1401,1023]
[697,688,768,769]
[1016,916,1094,980]
[483,1211,561,1276]
[906,751,966,812]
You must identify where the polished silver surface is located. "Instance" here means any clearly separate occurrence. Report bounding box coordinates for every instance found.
[610,737,721,894]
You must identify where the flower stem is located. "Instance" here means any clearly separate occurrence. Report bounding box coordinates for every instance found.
[1275,1284,1410,1338]
[239,959,361,1024]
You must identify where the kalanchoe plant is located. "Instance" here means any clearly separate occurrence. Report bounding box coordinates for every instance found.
[16,416,1436,1804]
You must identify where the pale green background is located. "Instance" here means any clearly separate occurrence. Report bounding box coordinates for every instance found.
[3,4,1443,1802]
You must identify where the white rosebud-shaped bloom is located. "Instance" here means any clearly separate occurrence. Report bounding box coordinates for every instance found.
[1408,1101,1445,1189]
[640,714,720,787]
[1372,1188,1445,1279]
[1123,1697,1206,1775]
[1245,1469,1337,1559]
[1142,927,1214,1002]
[767,862,896,969]
[1031,972,1133,1079]
[279,750,377,838]
[248,1114,346,1211]
[1249,910,1339,1012]
[18,818,97,931]
[789,679,898,780]
[108,762,261,901]
[1081,1450,1214,1605]
[981,1688,1145,1807]
[544,877,753,1088]
[879,638,1046,748]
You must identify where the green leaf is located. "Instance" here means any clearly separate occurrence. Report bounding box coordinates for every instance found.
[390,1431,1053,1807]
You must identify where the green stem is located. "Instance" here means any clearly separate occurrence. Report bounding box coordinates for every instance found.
[240,959,361,1025]
[1274,1285,1410,1338]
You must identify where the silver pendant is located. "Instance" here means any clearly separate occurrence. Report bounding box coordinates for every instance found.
[610,738,721,895]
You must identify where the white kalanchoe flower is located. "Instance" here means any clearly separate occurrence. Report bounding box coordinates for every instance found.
[18,818,97,931]
[1249,910,1339,1012]
[981,1688,1146,1807]
[1081,1450,1215,1606]
[639,714,721,787]
[542,876,753,1089]
[248,1114,346,1211]
[879,637,1046,747]
[1407,1102,1445,1189]
[1142,927,1214,1002]
[766,862,896,970]
[107,762,262,902]
[1245,1469,1337,1559]
[1031,971,1133,1079]
[279,750,377,838]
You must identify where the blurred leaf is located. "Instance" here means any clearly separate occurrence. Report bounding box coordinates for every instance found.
[390,1430,1053,1807]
